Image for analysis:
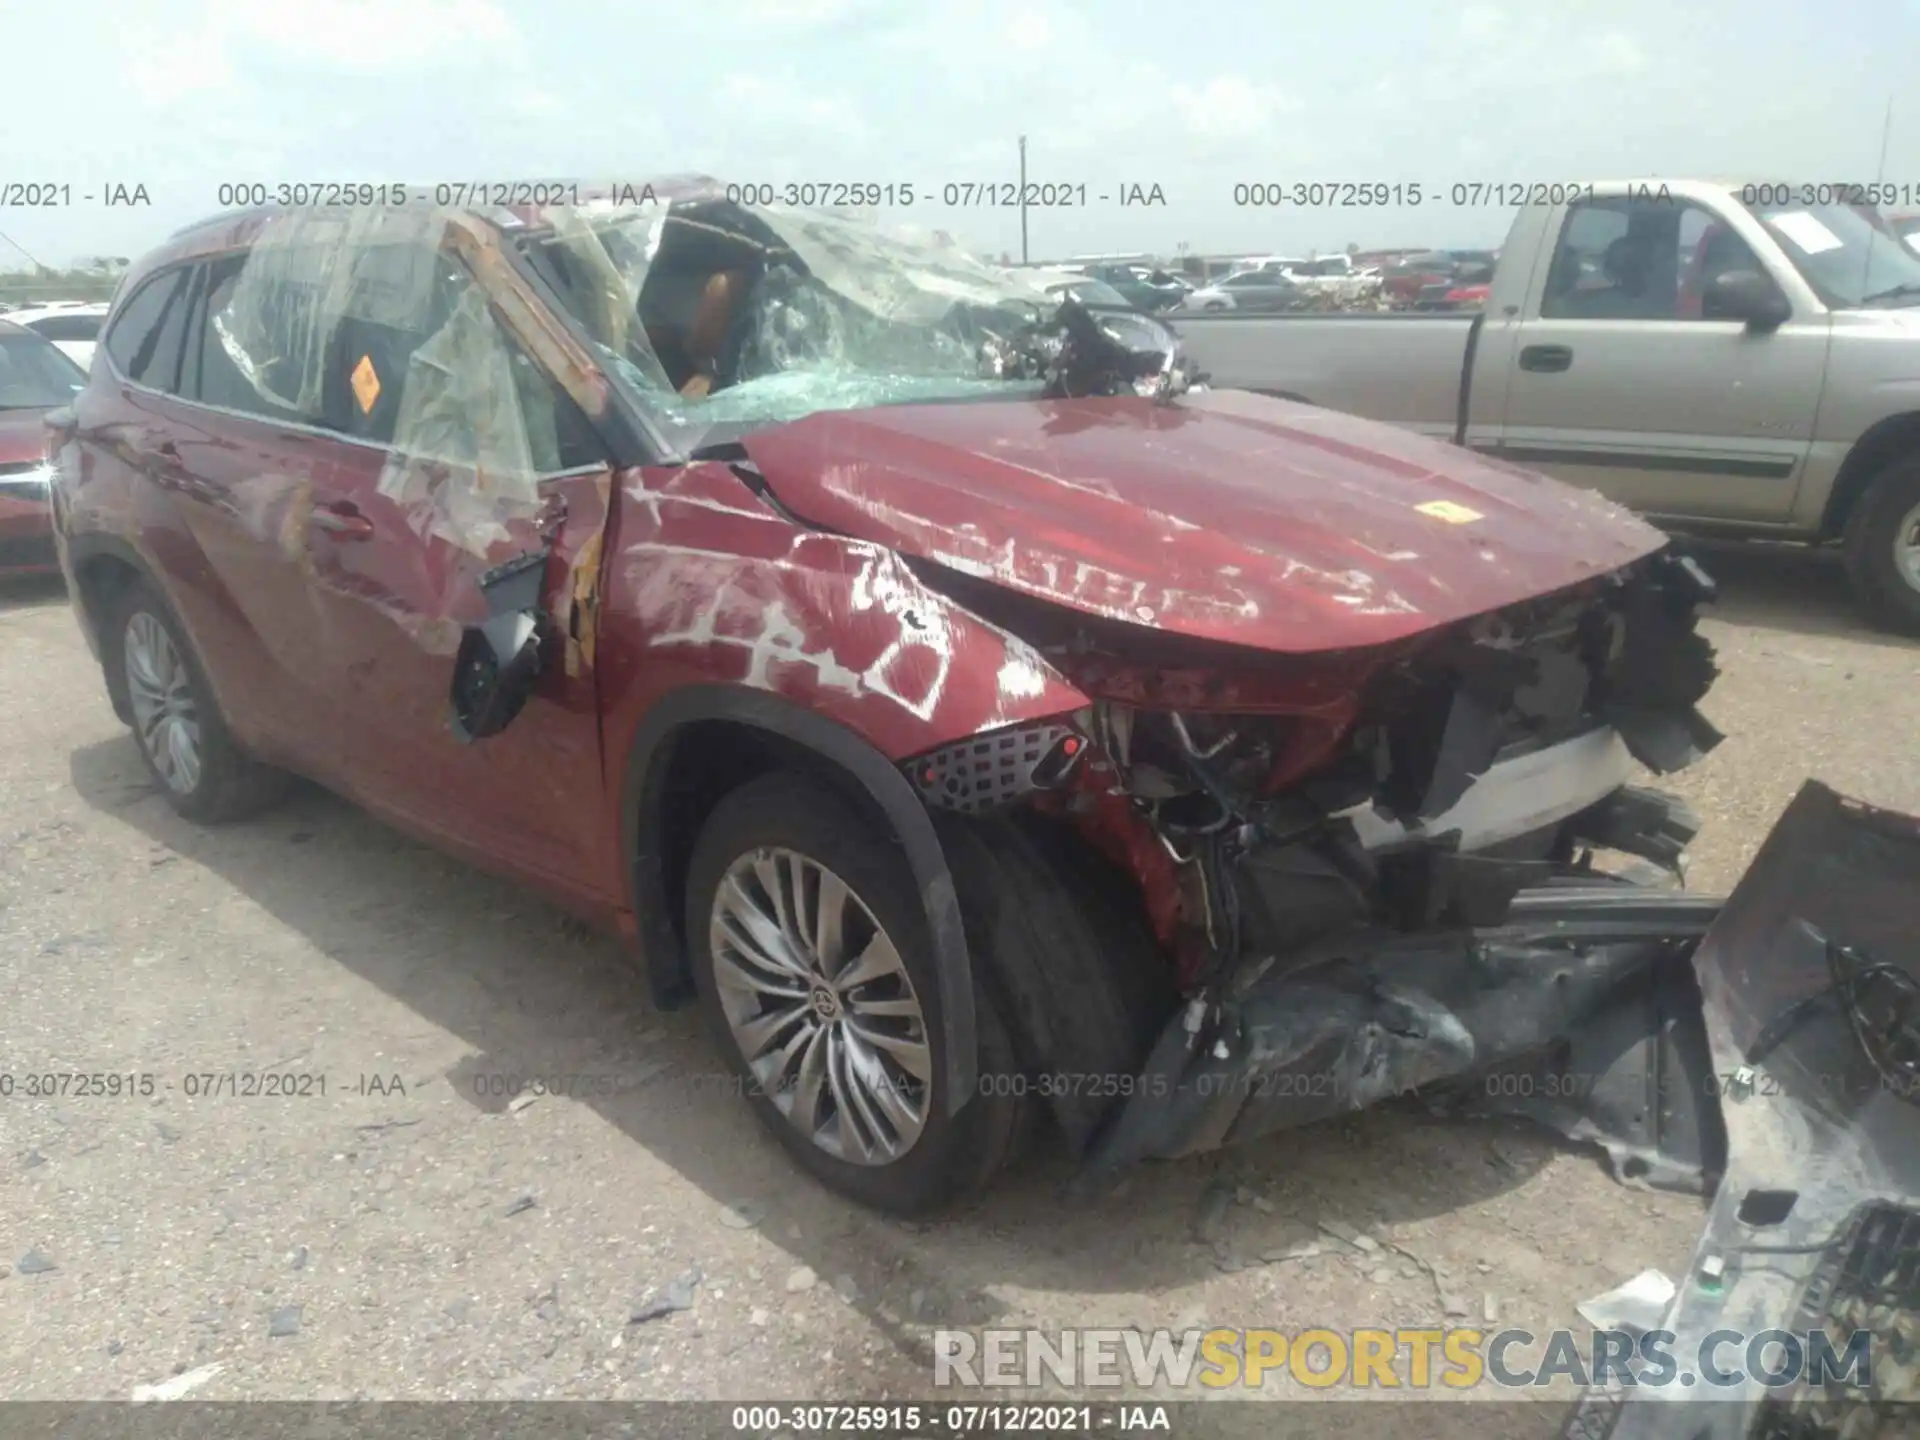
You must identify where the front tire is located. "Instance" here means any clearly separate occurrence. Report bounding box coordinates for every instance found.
[684,772,1024,1214]
[1843,455,1920,635]
[106,581,288,823]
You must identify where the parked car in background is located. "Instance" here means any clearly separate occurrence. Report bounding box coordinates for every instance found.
[1415,260,1496,312]
[0,318,86,574]
[52,184,1726,1213]
[1170,178,1920,633]
[1080,263,1190,311]
[1378,250,1497,308]
[1177,267,1306,312]
[1021,269,1145,313]
[1378,251,1454,306]
[1266,255,1383,302]
[4,303,109,370]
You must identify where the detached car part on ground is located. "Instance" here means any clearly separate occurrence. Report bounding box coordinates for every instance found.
[1559,783,1920,1439]
[49,184,1917,1252]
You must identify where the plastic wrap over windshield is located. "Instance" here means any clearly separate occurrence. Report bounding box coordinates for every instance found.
[213,208,546,556]
[525,194,1055,447]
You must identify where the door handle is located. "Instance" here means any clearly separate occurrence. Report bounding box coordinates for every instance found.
[1519,344,1573,373]
[308,501,375,540]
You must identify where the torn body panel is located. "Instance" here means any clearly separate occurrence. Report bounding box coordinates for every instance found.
[307,463,620,904]
[597,456,1091,763]
[1079,879,1725,1184]
[894,539,1724,1153]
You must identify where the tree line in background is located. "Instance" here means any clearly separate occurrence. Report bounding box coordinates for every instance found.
[0,257,129,308]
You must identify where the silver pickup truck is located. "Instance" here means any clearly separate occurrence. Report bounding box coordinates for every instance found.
[1169,179,1920,633]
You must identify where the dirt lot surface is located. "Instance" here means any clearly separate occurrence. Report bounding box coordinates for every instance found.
[2,542,1915,1426]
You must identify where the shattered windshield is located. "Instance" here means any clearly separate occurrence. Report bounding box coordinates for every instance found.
[515,190,1061,448]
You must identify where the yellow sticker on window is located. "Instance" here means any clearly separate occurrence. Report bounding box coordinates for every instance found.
[350,354,381,414]
[1416,499,1483,524]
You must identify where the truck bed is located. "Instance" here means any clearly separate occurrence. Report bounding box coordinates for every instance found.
[1167,311,1478,442]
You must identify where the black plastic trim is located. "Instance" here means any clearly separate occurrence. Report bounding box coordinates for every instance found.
[1485,445,1796,479]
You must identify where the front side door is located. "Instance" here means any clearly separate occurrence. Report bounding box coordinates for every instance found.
[1492,196,1829,523]
[277,231,619,906]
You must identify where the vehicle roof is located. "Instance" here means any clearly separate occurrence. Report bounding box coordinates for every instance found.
[131,175,730,295]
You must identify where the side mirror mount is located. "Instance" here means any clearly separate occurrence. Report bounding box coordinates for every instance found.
[448,548,550,743]
[1704,269,1791,330]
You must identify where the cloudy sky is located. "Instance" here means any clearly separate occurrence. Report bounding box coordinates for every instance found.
[2,0,1914,269]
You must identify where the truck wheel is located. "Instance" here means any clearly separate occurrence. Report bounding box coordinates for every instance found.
[105,581,289,823]
[1843,455,1920,635]
[683,772,1026,1215]
[1203,301,1227,312]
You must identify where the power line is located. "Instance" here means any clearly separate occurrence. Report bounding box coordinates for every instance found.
[0,226,46,271]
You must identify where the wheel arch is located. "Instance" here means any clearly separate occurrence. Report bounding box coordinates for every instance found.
[620,685,978,1116]
[65,532,156,725]
[1820,410,1920,538]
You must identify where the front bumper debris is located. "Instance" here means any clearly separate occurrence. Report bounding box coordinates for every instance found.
[1081,779,1920,1240]
[1079,882,1726,1190]
[1558,780,1920,1438]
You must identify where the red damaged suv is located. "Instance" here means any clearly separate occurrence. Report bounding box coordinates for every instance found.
[52,185,1724,1212]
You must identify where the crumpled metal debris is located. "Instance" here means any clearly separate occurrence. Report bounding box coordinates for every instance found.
[1574,1267,1677,1334]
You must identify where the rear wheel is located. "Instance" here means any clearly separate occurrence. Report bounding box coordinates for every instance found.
[106,582,288,822]
[1843,455,1920,635]
[684,772,1025,1214]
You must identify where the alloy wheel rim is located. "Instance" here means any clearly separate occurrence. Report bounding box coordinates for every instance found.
[709,847,932,1165]
[1897,500,1920,594]
[124,612,202,795]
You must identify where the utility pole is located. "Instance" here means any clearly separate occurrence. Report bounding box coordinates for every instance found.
[1018,135,1029,264]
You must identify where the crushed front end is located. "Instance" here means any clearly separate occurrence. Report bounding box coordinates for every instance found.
[903,544,1732,1186]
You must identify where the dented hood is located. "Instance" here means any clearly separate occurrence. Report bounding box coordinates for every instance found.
[739,388,1668,653]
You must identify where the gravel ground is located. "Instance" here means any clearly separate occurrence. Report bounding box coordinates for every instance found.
[1,542,1915,1423]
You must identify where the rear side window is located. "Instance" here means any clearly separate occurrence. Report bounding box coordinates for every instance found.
[181,254,311,425]
[104,270,190,390]
[318,243,605,472]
